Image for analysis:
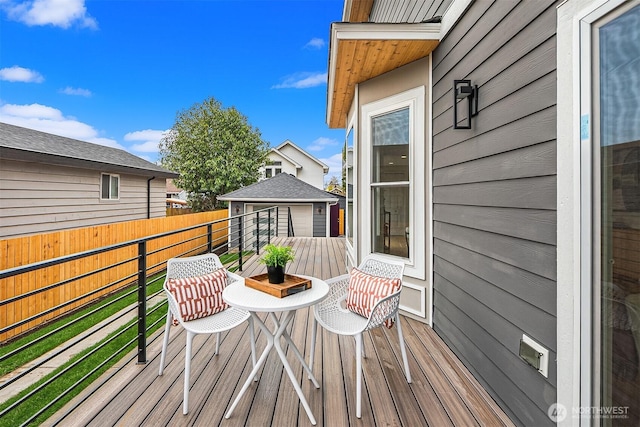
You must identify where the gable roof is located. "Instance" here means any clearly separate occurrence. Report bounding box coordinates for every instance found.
[0,122,178,178]
[218,173,338,203]
[275,139,329,173]
[268,148,303,169]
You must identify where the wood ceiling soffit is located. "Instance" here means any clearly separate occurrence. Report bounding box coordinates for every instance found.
[330,39,438,128]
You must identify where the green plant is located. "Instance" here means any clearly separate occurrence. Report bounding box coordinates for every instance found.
[258,244,295,268]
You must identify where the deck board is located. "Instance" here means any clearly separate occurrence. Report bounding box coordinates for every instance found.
[44,237,514,427]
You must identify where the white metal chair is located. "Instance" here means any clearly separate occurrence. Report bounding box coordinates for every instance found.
[309,254,411,418]
[158,253,256,415]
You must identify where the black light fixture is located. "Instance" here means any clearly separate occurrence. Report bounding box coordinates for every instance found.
[317,206,322,215]
[234,205,240,214]
[453,79,478,129]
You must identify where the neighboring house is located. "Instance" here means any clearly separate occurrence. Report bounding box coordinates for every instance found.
[166,178,187,201]
[327,1,639,426]
[165,178,188,208]
[260,140,329,189]
[218,172,338,241]
[0,122,179,239]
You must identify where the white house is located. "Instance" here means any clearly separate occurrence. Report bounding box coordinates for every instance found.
[260,140,329,189]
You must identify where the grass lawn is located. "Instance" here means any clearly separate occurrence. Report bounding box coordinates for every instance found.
[0,252,254,426]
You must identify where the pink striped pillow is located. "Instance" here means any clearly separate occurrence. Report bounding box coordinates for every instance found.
[345,267,401,328]
[166,268,229,322]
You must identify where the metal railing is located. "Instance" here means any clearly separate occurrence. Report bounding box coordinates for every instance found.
[0,206,290,425]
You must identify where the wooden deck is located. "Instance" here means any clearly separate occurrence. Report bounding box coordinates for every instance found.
[45,237,514,427]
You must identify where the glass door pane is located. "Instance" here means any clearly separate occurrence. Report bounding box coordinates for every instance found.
[596,5,640,425]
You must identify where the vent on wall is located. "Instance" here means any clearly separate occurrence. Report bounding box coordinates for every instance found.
[520,334,549,378]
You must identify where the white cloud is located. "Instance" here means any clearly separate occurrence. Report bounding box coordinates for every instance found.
[124,129,168,153]
[59,86,92,97]
[272,72,327,89]
[0,66,44,83]
[320,152,343,184]
[2,0,98,29]
[307,136,339,152]
[0,102,124,149]
[304,37,325,49]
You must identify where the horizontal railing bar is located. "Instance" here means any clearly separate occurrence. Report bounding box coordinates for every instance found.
[0,255,139,307]
[0,270,140,335]
[0,206,275,280]
[0,285,138,367]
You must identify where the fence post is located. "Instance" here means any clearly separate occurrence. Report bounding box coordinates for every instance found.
[268,209,272,244]
[238,215,243,271]
[137,241,147,364]
[256,211,260,255]
[207,224,213,253]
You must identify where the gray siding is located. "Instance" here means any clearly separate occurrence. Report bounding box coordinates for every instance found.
[431,1,558,426]
[0,160,167,239]
[313,202,326,237]
[370,0,453,23]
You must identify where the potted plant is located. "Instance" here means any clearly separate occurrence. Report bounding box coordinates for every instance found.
[259,244,295,284]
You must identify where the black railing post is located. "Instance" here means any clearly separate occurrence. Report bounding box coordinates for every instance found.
[256,211,260,254]
[238,215,243,271]
[137,241,147,364]
[276,206,279,237]
[268,209,272,244]
[207,224,213,253]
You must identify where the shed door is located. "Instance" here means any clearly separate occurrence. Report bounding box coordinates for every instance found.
[288,205,313,237]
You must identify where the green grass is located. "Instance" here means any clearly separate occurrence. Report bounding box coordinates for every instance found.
[0,275,167,427]
[0,255,255,426]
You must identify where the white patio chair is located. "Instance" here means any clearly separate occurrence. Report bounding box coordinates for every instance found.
[158,253,256,415]
[308,254,411,418]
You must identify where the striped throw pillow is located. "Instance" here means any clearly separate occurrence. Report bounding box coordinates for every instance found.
[345,267,401,328]
[166,268,229,322]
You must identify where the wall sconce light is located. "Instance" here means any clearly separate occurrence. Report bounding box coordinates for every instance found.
[317,206,322,215]
[453,79,478,130]
[234,205,240,214]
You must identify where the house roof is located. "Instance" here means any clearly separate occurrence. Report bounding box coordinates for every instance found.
[218,173,338,203]
[0,122,178,178]
[275,140,329,173]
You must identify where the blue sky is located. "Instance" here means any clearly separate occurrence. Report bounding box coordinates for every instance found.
[0,0,345,183]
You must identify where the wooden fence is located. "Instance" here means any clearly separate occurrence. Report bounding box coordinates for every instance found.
[0,210,228,342]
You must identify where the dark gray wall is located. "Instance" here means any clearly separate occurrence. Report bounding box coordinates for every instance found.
[313,202,326,237]
[370,0,453,22]
[431,1,558,426]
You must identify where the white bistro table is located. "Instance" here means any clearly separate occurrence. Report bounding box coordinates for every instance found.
[223,275,329,425]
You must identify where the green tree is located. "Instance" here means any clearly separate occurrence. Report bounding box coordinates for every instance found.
[159,97,269,211]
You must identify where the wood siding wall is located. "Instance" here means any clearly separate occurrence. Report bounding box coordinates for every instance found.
[0,210,228,342]
[0,160,168,239]
[431,1,557,426]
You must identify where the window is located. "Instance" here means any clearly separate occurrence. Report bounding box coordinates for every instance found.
[361,87,425,279]
[371,108,410,258]
[101,173,119,200]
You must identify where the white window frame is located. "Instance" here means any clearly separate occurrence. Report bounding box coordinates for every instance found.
[100,173,120,200]
[361,86,425,280]
[345,105,357,269]
[557,1,632,425]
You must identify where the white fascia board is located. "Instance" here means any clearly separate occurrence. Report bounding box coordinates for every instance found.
[219,198,339,203]
[331,22,441,40]
[276,140,329,171]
